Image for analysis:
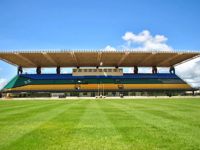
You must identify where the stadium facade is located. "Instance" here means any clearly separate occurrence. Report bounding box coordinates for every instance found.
[0,50,199,98]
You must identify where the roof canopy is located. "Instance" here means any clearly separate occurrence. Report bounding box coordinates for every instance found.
[0,50,199,68]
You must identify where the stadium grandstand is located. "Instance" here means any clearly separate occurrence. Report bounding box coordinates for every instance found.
[0,50,200,98]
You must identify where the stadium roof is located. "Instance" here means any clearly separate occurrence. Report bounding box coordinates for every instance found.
[0,50,199,68]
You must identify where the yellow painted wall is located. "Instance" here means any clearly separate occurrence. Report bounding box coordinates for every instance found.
[7,83,191,91]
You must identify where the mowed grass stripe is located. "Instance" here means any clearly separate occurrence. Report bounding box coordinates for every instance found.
[110,100,200,149]
[4,100,88,150]
[0,101,56,118]
[113,99,200,128]
[0,101,43,113]
[108,101,183,149]
[67,100,127,150]
[0,100,78,149]
[98,100,158,149]
[0,100,74,113]
[99,100,181,149]
[0,101,65,126]
[144,99,200,109]
[112,100,200,131]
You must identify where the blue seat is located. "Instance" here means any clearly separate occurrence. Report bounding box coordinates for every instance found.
[20,73,179,80]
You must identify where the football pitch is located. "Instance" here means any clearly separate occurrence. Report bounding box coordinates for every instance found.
[0,98,200,150]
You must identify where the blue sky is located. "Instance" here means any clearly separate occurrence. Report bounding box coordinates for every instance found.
[0,0,200,88]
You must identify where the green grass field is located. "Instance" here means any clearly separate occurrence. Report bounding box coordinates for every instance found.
[0,98,200,150]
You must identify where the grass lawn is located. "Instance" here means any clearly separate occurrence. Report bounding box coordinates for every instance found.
[0,98,200,150]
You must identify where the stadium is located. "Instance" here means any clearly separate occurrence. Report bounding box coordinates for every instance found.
[0,50,199,98]
[1,50,200,150]
[1,0,200,149]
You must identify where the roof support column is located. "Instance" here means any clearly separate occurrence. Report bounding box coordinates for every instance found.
[152,66,158,74]
[36,66,41,74]
[56,66,61,74]
[169,66,175,74]
[17,66,23,75]
[134,66,138,74]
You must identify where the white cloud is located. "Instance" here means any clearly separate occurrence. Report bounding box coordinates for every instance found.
[122,30,172,51]
[176,57,200,88]
[103,45,117,51]
[0,78,8,90]
[122,30,151,43]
